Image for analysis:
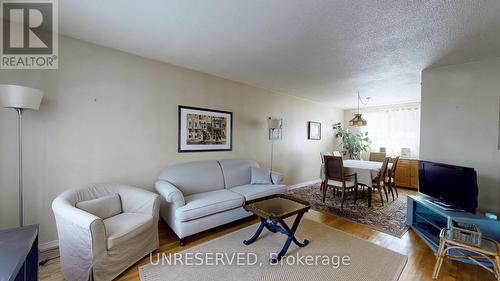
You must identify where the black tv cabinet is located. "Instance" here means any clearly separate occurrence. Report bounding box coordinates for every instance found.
[0,225,38,281]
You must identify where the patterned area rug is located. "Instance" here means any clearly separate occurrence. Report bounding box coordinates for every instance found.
[286,183,413,237]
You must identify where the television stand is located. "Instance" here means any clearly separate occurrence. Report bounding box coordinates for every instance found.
[407,194,500,267]
[424,198,465,212]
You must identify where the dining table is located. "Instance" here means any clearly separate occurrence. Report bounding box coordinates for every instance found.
[320,159,392,207]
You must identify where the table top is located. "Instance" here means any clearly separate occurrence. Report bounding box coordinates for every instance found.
[0,225,38,281]
[320,159,392,186]
[343,159,392,170]
[244,194,310,221]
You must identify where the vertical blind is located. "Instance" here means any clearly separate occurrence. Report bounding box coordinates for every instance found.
[360,106,421,158]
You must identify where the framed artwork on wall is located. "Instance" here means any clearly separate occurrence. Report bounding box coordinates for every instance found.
[268,118,283,140]
[269,128,282,140]
[308,121,321,140]
[178,105,232,152]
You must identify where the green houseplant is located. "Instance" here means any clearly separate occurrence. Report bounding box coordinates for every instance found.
[332,123,370,159]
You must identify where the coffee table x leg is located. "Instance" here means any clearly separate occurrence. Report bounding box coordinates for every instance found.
[243,212,309,263]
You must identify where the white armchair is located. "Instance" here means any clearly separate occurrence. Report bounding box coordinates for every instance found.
[52,183,160,281]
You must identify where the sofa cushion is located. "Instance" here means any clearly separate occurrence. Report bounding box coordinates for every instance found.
[175,190,244,222]
[251,167,272,184]
[218,159,259,188]
[103,213,153,250]
[76,194,122,219]
[158,160,225,196]
[229,184,287,201]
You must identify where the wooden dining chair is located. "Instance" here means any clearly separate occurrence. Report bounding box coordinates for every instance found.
[388,156,400,200]
[320,152,332,163]
[372,157,390,206]
[369,152,386,162]
[322,156,358,208]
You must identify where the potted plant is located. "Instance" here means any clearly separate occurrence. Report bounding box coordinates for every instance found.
[332,123,370,159]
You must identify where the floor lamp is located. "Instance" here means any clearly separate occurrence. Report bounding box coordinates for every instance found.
[0,85,44,227]
[268,117,282,178]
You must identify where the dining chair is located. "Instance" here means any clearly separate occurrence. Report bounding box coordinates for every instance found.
[388,156,400,200]
[320,152,332,163]
[369,152,386,162]
[332,151,342,157]
[322,156,358,208]
[372,157,390,206]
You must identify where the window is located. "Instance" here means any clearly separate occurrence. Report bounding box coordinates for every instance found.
[360,105,420,158]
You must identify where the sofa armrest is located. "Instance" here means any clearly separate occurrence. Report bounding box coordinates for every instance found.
[155,180,185,207]
[271,171,284,185]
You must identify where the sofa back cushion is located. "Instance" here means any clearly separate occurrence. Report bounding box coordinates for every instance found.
[218,159,260,188]
[76,194,122,219]
[158,160,225,196]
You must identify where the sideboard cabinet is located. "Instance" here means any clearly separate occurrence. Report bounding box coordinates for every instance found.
[395,158,419,189]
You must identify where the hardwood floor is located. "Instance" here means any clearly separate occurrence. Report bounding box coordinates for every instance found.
[39,209,495,281]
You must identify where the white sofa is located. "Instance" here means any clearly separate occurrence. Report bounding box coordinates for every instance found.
[155,159,286,245]
[52,183,160,281]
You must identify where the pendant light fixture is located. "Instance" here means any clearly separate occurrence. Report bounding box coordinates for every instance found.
[349,92,369,126]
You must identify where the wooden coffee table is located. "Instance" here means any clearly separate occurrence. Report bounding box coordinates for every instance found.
[243,194,311,263]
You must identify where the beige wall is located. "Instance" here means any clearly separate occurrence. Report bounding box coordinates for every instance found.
[0,36,343,243]
[420,57,500,214]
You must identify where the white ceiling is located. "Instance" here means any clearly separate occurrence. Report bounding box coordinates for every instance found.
[59,0,500,108]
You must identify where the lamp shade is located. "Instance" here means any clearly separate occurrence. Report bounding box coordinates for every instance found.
[0,84,44,110]
[268,118,282,129]
[348,113,367,126]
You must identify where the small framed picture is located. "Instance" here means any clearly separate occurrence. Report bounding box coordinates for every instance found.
[308,121,321,140]
[178,106,232,152]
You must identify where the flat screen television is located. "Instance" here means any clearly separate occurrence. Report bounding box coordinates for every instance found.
[418,160,478,213]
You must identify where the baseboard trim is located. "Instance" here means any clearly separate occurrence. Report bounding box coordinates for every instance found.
[39,240,59,251]
[288,178,321,190]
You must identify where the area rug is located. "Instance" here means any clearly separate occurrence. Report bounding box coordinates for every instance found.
[286,183,412,237]
[139,218,407,281]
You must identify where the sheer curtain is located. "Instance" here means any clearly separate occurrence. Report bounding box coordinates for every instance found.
[360,105,420,158]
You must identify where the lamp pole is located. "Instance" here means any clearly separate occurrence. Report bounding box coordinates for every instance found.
[270,129,274,178]
[268,118,282,181]
[16,108,24,227]
[14,107,48,265]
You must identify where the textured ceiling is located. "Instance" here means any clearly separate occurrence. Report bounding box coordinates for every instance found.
[59,0,500,108]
